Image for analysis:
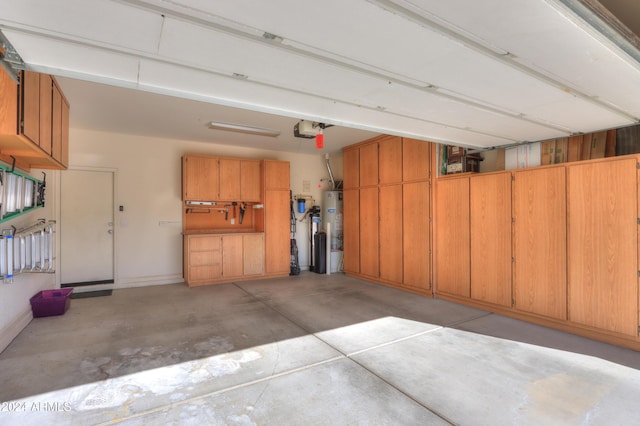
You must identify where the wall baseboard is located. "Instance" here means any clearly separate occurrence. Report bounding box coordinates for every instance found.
[115,274,184,289]
[0,307,32,354]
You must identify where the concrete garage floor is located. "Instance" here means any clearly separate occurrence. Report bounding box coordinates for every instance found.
[1,273,639,425]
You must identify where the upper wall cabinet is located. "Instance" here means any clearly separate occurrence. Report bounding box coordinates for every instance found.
[183,154,220,201]
[0,69,69,171]
[182,155,263,202]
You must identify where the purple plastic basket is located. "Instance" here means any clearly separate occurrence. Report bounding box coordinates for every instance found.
[30,288,73,318]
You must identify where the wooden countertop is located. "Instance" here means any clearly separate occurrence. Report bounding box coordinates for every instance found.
[183,229,264,236]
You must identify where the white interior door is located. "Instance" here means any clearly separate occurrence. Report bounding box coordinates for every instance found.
[60,169,114,284]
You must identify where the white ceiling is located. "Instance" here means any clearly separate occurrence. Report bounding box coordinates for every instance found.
[1,0,640,153]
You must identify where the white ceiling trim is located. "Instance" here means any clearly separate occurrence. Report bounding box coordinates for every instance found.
[1,0,639,149]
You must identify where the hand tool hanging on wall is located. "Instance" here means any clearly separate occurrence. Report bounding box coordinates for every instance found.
[232,202,237,220]
[239,203,246,224]
[224,204,231,220]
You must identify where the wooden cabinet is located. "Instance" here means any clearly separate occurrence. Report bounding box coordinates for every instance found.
[568,158,638,337]
[379,137,402,184]
[343,188,359,274]
[182,154,220,201]
[343,135,432,295]
[359,142,379,187]
[219,158,241,200]
[21,71,40,145]
[39,74,52,154]
[243,234,265,276]
[182,155,287,285]
[403,138,430,181]
[359,186,379,277]
[184,233,265,286]
[513,167,567,320]
[343,148,359,189]
[265,160,290,190]
[379,184,403,283]
[434,176,470,297]
[52,81,69,166]
[264,160,290,277]
[0,69,69,170]
[241,160,262,201]
[222,234,244,278]
[470,173,512,307]
[184,235,222,285]
[183,156,263,202]
[403,181,430,290]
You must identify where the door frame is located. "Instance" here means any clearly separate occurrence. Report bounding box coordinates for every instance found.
[57,166,118,288]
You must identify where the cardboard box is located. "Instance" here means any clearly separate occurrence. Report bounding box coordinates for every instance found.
[554,137,568,163]
[447,145,466,159]
[446,155,481,174]
[605,129,616,157]
[541,139,555,165]
[567,135,583,162]
[585,131,607,159]
[541,138,568,165]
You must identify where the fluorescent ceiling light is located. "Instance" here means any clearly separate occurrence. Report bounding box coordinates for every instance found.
[207,121,280,137]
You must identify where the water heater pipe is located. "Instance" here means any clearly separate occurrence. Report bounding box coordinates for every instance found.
[324,153,336,190]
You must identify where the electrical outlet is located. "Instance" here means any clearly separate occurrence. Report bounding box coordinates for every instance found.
[231,218,235,225]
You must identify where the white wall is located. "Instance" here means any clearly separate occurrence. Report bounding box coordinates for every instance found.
[69,129,344,286]
[0,169,58,352]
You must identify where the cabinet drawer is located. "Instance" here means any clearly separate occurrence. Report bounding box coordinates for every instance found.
[189,265,222,281]
[189,251,220,267]
[188,235,221,251]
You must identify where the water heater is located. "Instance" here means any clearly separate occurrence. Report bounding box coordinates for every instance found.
[322,191,343,272]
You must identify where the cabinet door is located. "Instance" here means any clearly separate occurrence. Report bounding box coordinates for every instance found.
[243,234,265,276]
[0,67,18,136]
[379,137,402,184]
[568,159,638,336]
[61,96,69,167]
[435,177,470,297]
[403,138,430,181]
[404,181,430,290]
[21,70,40,145]
[343,189,360,274]
[265,190,290,275]
[513,167,567,320]
[241,160,262,201]
[359,143,379,187]
[343,148,359,189]
[52,83,62,162]
[359,186,379,277]
[219,158,241,200]
[39,74,52,154]
[470,173,512,307]
[265,160,290,190]
[379,184,403,283]
[222,235,244,278]
[183,155,219,201]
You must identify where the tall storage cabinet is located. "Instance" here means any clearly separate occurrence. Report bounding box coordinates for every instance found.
[434,156,640,350]
[342,135,432,294]
[264,160,291,277]
[434,176,470,297]
[470,173,512,307]
[568,158,638,337]
[513,167,567,320]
